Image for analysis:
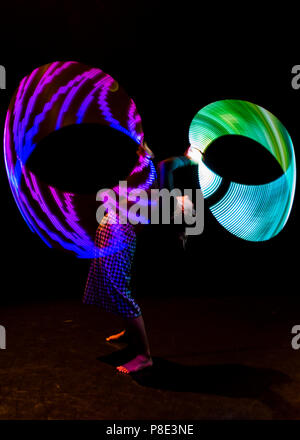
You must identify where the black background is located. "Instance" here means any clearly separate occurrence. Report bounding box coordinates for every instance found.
[0,1,298,305]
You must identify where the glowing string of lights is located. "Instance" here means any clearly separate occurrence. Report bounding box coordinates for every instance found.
[189,100,296,241]
[4,61,155,257]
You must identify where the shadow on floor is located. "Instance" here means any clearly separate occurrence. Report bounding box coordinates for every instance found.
[98,347,299,419]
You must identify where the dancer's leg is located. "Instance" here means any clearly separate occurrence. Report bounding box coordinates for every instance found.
[116,314,153,373]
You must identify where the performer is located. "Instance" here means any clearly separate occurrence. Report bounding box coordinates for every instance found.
[83,143,203,374]
[83,140,156,374]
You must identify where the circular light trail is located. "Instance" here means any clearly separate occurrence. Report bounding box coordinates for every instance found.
[189,100,296,241]
[4,61,156,257]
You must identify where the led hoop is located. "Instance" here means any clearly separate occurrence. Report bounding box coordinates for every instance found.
[189,100,296,241]
[3,61,156,257]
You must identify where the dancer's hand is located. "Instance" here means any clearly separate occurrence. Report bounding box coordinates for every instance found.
[175,195,195,217]
[138,141,154,158]
[185,145,204,163]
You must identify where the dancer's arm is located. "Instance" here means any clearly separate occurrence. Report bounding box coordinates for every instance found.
[157,156,190,191]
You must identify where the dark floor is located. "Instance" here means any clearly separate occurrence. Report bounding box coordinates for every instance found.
[1,295,300,420]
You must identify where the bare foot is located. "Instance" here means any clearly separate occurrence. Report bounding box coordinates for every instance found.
[105,330,127,342]
[116,354,153,374]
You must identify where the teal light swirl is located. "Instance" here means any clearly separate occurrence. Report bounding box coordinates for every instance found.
[189,100,296,241]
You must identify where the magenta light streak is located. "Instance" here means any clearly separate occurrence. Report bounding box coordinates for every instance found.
[4,61,150,257]
[127,98,142,143]
[55,68,101,130]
